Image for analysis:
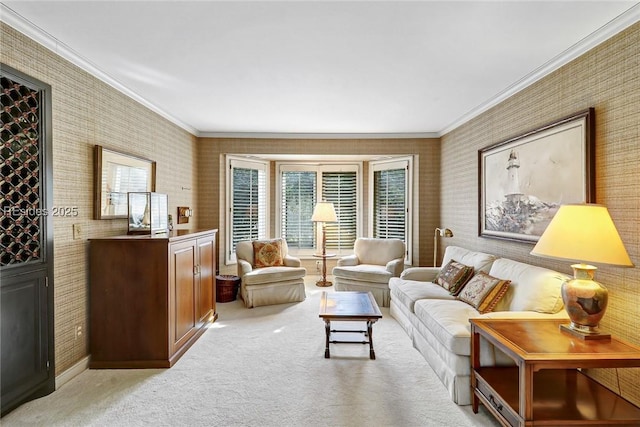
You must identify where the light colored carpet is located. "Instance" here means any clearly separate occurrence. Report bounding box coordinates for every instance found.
[3,279,499,427]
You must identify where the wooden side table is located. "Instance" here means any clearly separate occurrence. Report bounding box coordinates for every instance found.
[313,253,336,287]
[470,318,640,426]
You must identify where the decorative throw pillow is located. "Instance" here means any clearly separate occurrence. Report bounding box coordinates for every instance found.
[253,239,284,268]
[458,272,510,314]
[434,259,475,295]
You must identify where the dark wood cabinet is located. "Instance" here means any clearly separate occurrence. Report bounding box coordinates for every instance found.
[89,229,217,368]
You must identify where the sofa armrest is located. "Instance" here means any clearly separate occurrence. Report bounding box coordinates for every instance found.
[337,254,359,266]
[400,267,440,282]
[283,254,301,267]
[237,259,254,279]
[385,258,405,277]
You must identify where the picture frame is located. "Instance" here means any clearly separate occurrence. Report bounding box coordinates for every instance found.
[478,108,594,243]
[94,145,156,220]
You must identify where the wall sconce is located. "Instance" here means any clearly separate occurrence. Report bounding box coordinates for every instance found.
[177,206,193,224]
[433,227,454,267]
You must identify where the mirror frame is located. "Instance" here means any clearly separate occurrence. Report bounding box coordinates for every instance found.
[93,145,156,220]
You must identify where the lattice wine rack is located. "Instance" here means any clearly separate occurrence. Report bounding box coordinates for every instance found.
[1,76,43,267]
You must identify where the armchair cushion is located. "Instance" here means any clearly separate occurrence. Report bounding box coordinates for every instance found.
[332,264,394,283]
[253,239,284,268]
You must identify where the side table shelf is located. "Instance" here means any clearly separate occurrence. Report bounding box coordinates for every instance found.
[470,319,640,427]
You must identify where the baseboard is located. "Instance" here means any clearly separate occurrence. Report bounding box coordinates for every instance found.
[55,356,90,389]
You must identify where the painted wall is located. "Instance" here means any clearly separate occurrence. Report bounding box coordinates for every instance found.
[1,23,199,374]
[440,22,640,405]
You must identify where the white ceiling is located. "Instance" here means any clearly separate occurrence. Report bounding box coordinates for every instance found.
[2,1,639,137]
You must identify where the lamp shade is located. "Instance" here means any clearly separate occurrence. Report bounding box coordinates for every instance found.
[530,204,633,267]
[311,202,337,223]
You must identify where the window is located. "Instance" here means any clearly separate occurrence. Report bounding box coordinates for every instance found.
[370,157,412,263]
[278,163,360,256]
[322,171,357,252]
[281,170,316,250]
[226,157,268,264]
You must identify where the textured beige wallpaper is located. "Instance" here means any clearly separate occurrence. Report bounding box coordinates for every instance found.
[440,22,640,405]
[1,23,199,375]
[196,137,440,274]
[5,15,638,407]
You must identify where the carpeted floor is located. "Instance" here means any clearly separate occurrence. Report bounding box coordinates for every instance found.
[3,278,500,426]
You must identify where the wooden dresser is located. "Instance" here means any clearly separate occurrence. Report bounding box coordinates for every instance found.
[89,229,218,368]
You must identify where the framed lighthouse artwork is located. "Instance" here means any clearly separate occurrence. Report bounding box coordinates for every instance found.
[478,108,594,243]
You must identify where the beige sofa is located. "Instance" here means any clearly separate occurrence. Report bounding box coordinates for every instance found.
[389,246,570,405]
[332,237,405,307]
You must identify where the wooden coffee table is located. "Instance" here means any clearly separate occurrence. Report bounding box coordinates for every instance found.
[318,291,382,359]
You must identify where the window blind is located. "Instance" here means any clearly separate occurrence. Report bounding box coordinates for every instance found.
[231,166,266,251]
[322,171,357,251]
[281,171,316,250]
[373,167,406,241]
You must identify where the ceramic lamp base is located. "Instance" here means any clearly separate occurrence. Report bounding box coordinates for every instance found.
[560,263,610,341]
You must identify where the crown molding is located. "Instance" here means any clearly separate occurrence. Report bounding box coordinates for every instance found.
[439,3,640,137]
[1,3,198,136]
[197,131,439,139]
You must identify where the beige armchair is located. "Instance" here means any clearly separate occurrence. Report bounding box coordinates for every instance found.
[332,237,405,307]
[236,238,306,308]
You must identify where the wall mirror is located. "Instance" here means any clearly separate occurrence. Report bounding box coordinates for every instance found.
[94,145,156,219]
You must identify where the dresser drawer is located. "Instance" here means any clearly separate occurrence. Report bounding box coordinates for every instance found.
[475,372,519,427]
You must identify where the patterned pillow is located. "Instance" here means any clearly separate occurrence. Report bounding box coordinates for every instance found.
[434,259,474,295]
[458,272,510,314]
[252,239,284,268]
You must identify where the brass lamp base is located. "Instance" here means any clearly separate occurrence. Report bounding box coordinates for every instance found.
[559,323,610,340]
[316,280,333,287]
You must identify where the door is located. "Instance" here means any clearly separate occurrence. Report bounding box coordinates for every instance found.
[196,234,215,325]
[169,240,197,355]
[1,65,55,416]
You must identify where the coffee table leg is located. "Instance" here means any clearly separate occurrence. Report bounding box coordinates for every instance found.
[367,320,375,360]
[324,320,331,358]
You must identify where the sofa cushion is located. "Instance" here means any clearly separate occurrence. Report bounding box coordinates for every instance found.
[389,278,455,313]
[253,239,284,268]
[332,264,392,284]
[435,259,474,295]
[413,299,479,356]
[441,246,498,274]
[489,258,567,314]
[457,272,510,314]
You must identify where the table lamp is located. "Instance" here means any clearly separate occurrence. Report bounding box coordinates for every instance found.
[530,204,633,339]
[312,201,337,287]
[433,227,453,267]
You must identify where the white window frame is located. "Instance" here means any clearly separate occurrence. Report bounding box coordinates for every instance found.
[225,156,269,265]
[276,162,362,257]
[369,156,413,264]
